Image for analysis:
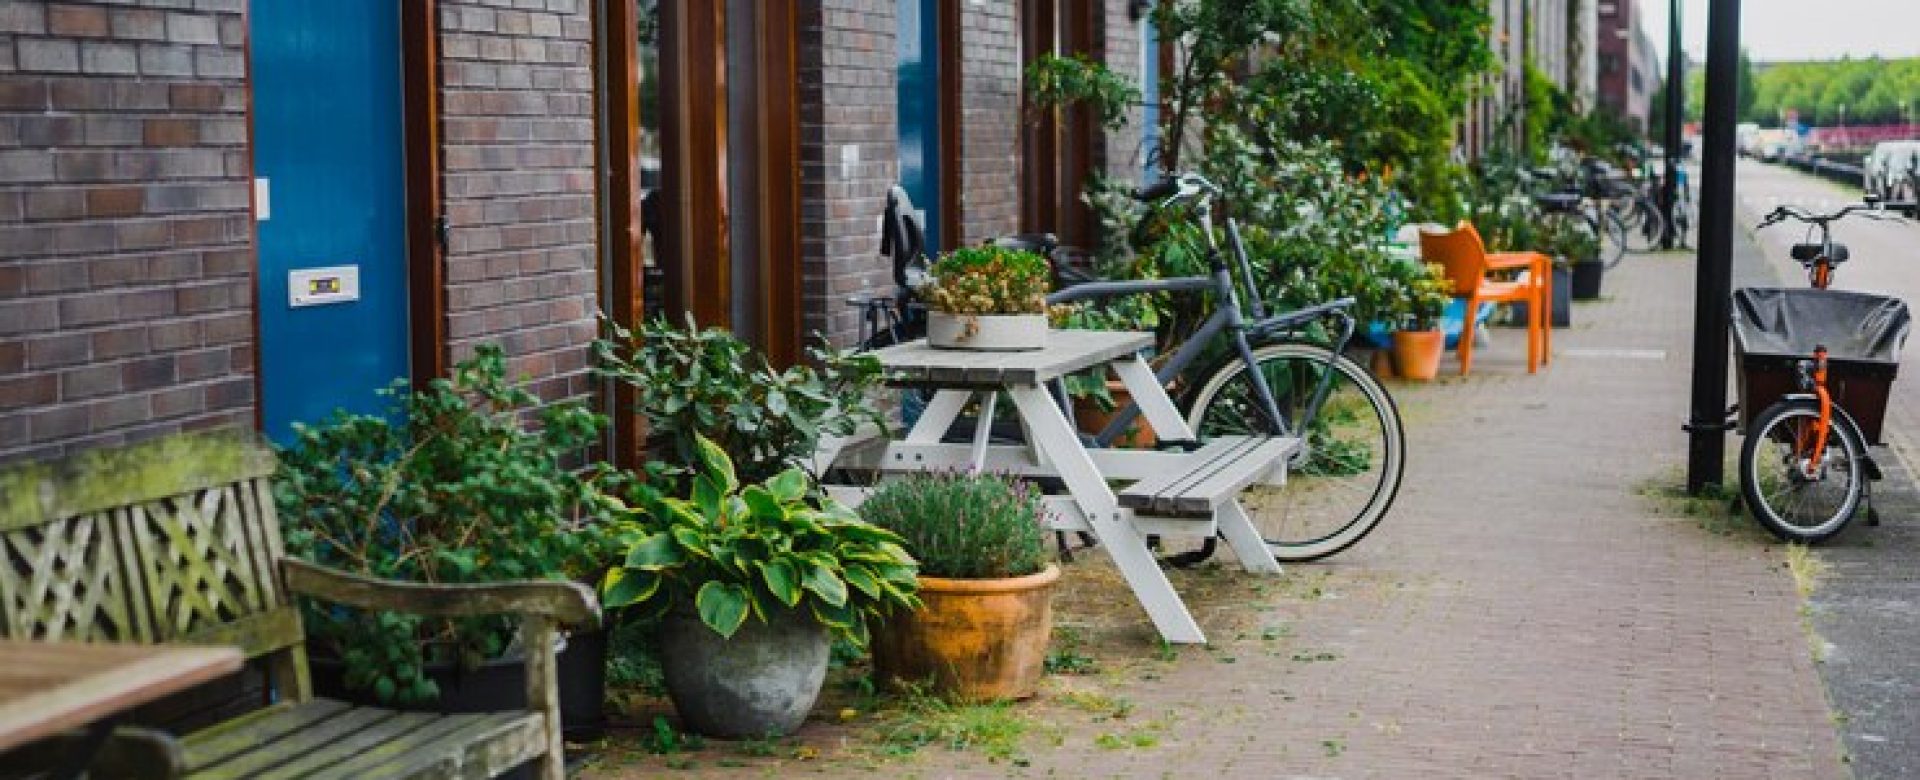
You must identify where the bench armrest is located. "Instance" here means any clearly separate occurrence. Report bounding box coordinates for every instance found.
[281,559,600,628]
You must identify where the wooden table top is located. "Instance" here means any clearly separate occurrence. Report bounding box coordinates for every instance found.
[873,330,1154,387]
[0,640,243,753]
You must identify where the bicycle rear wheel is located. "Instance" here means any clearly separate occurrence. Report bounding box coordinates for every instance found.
[1738,399,1866,543]
[1620,197,1666,253]
[1183,342,1404,561]
[1591,206,1629,269]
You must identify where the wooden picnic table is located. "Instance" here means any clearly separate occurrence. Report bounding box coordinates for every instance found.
[815,330,1293,644]
[0,640,243,756]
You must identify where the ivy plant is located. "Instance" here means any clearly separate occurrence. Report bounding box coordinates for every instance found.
[600,435,921,646]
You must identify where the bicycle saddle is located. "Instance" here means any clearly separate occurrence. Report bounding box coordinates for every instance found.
[1534,192,1582,212]
[1790,243,1849,263]
[880,186,929,288]
[991,232,1059,254]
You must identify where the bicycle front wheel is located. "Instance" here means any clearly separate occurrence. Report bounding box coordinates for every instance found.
[1184,342,1405,561]
[1738,399,1866,543]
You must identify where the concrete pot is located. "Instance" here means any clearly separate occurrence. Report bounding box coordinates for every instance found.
[927,312,1047,351]
[871,564,1059,702]
[656,607,830,739]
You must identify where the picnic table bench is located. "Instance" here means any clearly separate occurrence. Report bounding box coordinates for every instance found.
[0,430,599,780]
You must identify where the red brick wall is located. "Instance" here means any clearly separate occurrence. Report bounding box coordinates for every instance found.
[436,0,599,402]
[1097,0,1143,181]
[0,1,254,464]
[796,0,898,345]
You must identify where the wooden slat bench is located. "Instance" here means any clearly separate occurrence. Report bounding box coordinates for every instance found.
[0,430,599,780]
[1117,435,1297,516]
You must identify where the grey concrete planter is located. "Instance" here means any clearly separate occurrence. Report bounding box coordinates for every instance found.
[657,607,830,738]
[927,312,1047,351]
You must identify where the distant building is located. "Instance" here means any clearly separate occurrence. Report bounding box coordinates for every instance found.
[1462,0,1589,159]
[1598,0,1661,132]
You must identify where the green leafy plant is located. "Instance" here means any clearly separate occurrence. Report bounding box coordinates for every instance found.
[273,345,626,704]
[919,246,1052,317]
[1395,262,1453,332]
[855,472,1051,580]
[594,316,886,487]
[599,435,921,646]
[1024,53,1142,131]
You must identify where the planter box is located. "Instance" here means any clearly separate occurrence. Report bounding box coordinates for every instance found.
[1506,267,1572,329]
[312,629,605,740]
[1571,260,1604,300]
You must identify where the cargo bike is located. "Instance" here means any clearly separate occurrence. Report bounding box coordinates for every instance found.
[1732,202,1913,543]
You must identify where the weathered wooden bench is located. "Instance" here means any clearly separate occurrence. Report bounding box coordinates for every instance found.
[1117,435,1295,517]
[0,430,599,779]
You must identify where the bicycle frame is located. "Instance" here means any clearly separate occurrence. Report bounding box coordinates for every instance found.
[1045,188,1357,449]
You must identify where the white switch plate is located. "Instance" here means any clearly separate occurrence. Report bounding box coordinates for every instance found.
[289,265,360,308]
[254,177,271,221]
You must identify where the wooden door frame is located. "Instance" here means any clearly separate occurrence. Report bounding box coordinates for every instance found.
[937,0,964,249]
[1019,0,1098,245]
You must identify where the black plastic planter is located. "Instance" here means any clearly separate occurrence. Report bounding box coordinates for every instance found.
[1505,266,1573,329]
[311,629,607,738]
[1570,260,1604,300]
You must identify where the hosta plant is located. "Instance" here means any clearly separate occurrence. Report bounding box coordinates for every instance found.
[599,435,921,645]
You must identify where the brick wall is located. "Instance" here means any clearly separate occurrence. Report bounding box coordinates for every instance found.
[796,0,897,346]
[1096,0,1143,181]
[436,0,600,402]
[954,1,1021,246]
[0,0,254,465]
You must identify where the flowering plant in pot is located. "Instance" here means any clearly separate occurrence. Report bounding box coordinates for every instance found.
[918,246,1052,351]
[598,436,920,738]
[857,472,1058,702]
[1389,263,1452,381]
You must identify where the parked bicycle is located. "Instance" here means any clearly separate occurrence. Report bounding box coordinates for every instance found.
[857,174,1406,562]
[1731,200,1912,543]
[1522,164,1628,268]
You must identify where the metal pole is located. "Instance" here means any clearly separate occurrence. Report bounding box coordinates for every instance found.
[1685,0,1742,493]
[1660,0,1684,249]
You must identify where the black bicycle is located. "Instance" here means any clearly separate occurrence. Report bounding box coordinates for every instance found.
[858,174,1405,562]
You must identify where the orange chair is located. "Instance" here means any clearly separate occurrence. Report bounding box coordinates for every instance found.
[1418,222,1551,375]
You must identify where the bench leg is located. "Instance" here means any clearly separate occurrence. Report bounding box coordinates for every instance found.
[523,614,565,780]
[1213,500,1283,575]
[907,390,971,443]
[1007,386,1205,644]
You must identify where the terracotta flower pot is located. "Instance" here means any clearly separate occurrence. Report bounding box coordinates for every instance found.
[1073,381,1157,447]
[1392,329,1444,381]
[870,564,1060,702]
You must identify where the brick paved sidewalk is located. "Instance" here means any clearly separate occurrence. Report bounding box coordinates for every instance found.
[587,249,1845,779]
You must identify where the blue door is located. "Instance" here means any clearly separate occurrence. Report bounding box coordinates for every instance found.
[251,2,410,442]
[897,0,942,252]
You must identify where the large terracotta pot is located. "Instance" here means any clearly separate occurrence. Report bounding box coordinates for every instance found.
[1073,381,1157,447]
[871,564,1060,702]
[1391,329,1444,381]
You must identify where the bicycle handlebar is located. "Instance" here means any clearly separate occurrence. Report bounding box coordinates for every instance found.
[1757,202,1907,231]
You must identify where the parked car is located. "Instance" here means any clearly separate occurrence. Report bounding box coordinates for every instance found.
[1865,141,1920,200]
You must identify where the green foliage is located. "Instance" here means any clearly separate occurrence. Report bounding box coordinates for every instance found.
[273,345,627,704]
[1383,262,1452,332]
[594,316,885,487]
[856,472,1051,580]
[920,246,1052,316]
[599,436,921,646]
[1749,56,1920,127]
[1024,54,1142,131]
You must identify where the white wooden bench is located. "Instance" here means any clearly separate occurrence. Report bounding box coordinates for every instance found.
[1117,436,1293,517]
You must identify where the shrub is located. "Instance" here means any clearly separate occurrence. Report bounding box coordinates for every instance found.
[920,246,1052,316]
[857,473,1052,580]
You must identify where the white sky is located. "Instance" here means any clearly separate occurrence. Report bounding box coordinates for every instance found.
[1638,0,1920,63]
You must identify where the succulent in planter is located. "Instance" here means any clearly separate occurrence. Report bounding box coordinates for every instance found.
[598,435,920,736]
[918,246,1053,350]
[856,472,1060,701]
[273,345,628,705]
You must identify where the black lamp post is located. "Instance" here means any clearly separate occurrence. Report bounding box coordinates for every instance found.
[1685,0,1744,493]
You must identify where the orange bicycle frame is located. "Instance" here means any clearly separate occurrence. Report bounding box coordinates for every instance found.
[1793,346,1833,479]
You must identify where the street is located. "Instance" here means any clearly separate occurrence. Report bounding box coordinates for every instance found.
[1735,158,1920,779]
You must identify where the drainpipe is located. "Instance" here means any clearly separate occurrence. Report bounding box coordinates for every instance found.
[1684,0,1743,493]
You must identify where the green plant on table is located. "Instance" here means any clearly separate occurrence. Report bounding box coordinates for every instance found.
[919,246,1052,317]
[599,435,921,646]
[856,472,1052,580]
[593,315,886,487]
[273,344,627,704]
